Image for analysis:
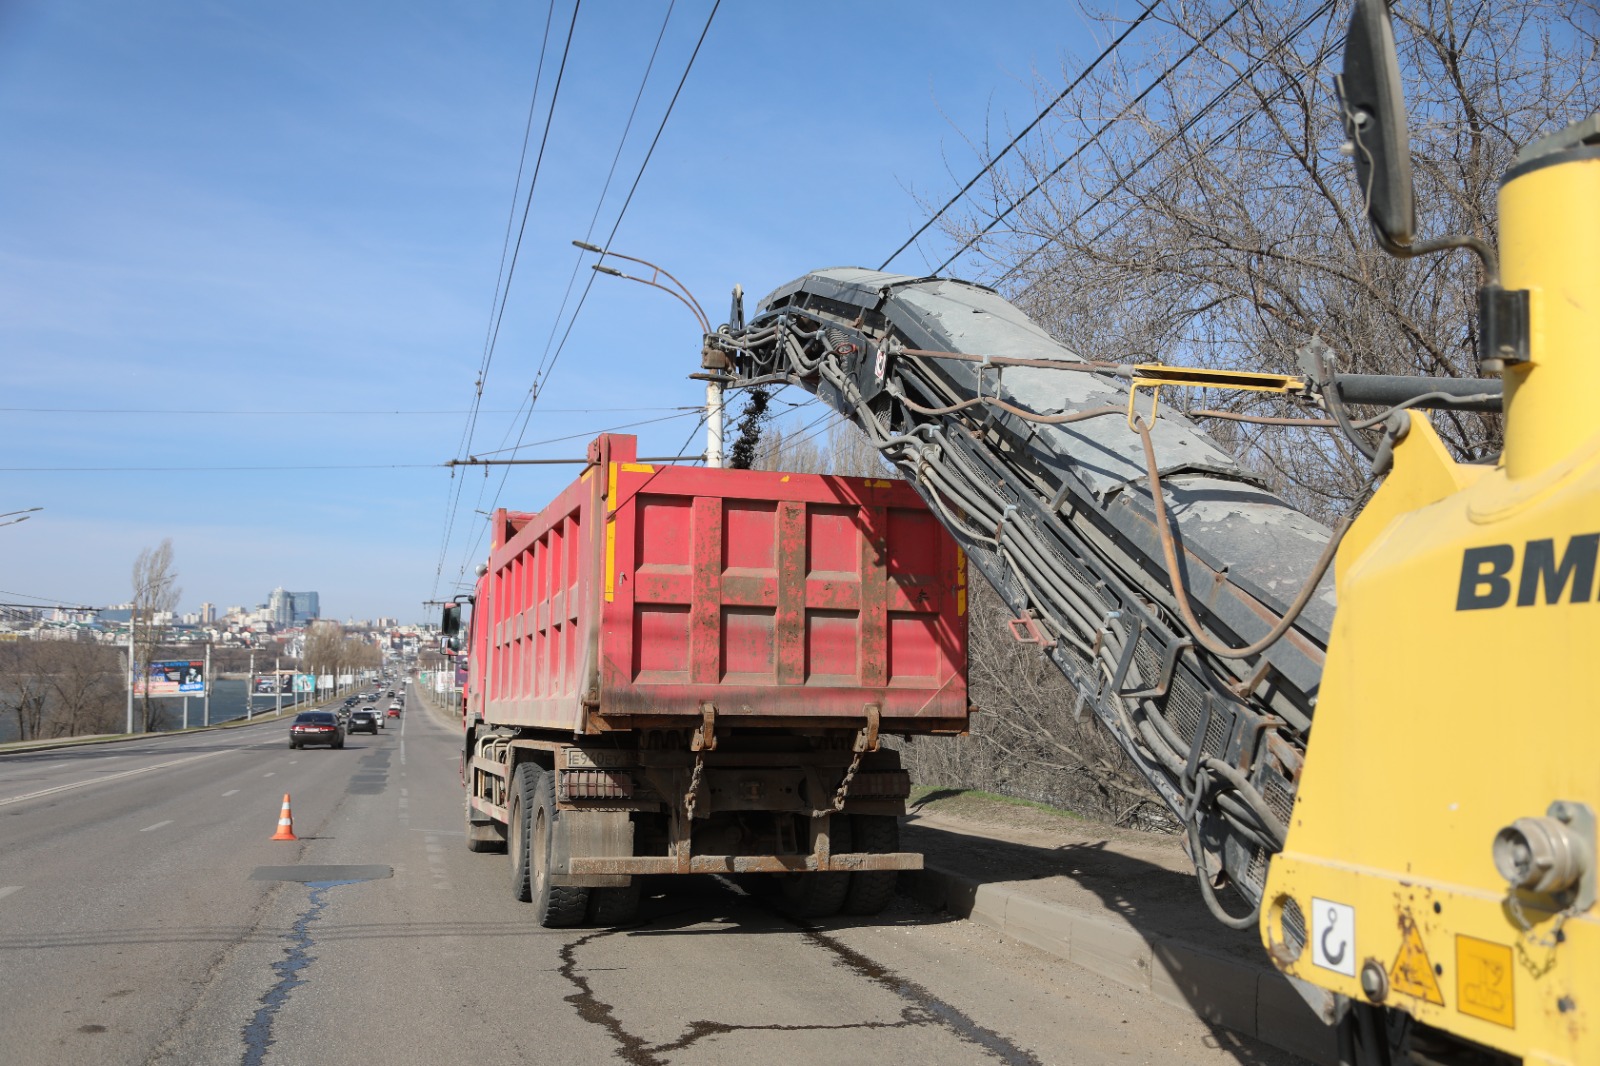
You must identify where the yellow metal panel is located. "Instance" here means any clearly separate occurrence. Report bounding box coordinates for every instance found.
[1501,155,1600,480]
[1333,412,1490,585]
[605,463,618,603]
[1262,427,1600,1062]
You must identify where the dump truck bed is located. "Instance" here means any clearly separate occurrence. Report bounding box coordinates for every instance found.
[467,434,968,736]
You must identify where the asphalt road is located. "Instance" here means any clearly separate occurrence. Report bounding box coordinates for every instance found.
[0,698,1302,1066]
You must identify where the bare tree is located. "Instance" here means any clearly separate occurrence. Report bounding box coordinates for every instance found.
[40,640,123,737]
[302,621,345,696]
[131,539,181,731]
[934,0,1600,520]
[340,636,380,679]
[754,412,895,478]
[0,643,51,741]
[898,579,1173,829]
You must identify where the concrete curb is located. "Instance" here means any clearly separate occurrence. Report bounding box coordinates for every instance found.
[901,865,1337,1065]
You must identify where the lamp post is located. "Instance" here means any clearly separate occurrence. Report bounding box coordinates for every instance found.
[573,241,723,466]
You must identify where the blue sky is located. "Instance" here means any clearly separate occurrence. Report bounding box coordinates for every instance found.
[0,0,1104,622]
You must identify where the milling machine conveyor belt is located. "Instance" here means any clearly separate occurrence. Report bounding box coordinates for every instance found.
[713,268,1336,921]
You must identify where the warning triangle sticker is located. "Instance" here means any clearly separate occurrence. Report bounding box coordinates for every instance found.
[1389,915,1445,1005]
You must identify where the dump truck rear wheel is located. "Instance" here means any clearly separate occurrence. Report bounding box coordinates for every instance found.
[508,764,536,901]
[531,768,590,928]
[842,814,899,915]
[776,816,852,919]
[588,879,641,926]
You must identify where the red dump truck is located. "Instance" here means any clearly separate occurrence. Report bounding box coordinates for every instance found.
[449,433,969,926]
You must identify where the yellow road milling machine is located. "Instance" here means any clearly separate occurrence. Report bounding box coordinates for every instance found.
[705,1,1595,1060]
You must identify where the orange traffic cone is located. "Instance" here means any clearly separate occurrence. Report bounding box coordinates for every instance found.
[271,793,297,841]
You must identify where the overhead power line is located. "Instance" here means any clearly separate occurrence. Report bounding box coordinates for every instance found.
[4,463,446,472]
[434,0,583,598]
[1,406,696,416]
[877,0,1163,271]
[527,0,722,394]
[446,0,684,584]
[474,0,585,436]
[931,2,1246,276]
[445,0,723,591]
[467,410,700,458]
[0,589,103,609]
[453,0,561,470]
[996,0,1339,287]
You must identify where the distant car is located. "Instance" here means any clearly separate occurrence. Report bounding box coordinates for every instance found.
[362,704,384,729]
[290,711,344,749]
[348,710,380,734]
[386,706,401,719]
[387,690,395,697]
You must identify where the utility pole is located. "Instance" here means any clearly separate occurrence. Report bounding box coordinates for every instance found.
[125,625,135,734]
[706,378,724,468]
[203,643,211,727]
[275,655,282,717]
[247,648,254,721]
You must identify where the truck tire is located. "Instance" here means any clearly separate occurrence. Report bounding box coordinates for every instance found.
[465,801,506,854]
[588,879,641,926]
[508,764,537,901]
[841,814,899,915]
[777,815,852,919]
[530,767,590,928]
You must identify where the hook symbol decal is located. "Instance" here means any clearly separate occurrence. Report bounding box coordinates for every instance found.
[1311,898,1356,976]
[1320,907,1347,966]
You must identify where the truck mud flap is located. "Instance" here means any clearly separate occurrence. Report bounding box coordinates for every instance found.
[549,809,634,888]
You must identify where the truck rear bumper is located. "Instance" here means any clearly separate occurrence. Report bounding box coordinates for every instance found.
[567,851,922,875]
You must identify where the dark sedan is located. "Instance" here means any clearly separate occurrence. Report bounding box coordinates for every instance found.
[289,711,344,749]
[347,710,380,735]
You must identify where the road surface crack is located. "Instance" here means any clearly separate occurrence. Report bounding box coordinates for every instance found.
[557,916,1041,1065]
[239,879,360,1066]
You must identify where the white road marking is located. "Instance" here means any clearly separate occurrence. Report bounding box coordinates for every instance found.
[263,772,276,778]
[0,886,21,901]
[0,748,244,808]
[140,820,173,832]
[222,789,239,797]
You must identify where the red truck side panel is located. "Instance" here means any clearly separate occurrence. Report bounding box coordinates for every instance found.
[471,435,968,733]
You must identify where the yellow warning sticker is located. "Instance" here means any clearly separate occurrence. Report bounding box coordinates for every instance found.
[1456,935,1515,1028]
[1389,914,1445,1005]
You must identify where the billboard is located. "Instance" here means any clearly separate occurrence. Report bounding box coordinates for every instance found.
[140,659,205,697]
[253,674,294,695]
[293,673,315,693]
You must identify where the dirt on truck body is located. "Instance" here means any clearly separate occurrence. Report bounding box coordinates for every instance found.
[458,432,969,926]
